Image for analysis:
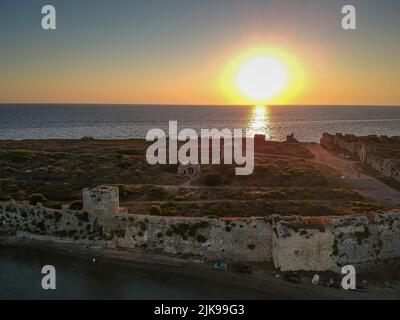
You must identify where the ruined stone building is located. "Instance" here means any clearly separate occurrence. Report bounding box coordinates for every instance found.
[321,133,400,182]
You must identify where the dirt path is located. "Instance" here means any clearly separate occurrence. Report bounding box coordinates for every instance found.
[305,144,400,207]
[122,199,346,206]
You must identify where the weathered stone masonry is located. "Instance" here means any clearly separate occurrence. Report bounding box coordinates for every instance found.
[321,133,400,182]
[272,212,400,272]
[101,214,273,262]
[2,187,400,272]
[0,200,99,240]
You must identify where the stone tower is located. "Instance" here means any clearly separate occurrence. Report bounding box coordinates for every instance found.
[82,186,120,214]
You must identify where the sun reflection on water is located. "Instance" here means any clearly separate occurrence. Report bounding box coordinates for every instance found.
[247,105,274,139]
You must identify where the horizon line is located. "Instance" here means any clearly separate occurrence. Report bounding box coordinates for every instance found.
[1,103,400,108]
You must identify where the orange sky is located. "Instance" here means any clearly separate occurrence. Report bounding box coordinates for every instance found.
[1,1,399,105]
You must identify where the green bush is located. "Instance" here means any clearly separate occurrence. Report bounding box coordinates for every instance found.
[149,205,162,215]
[80,136,95,141]
[28,193,47,205]
[116,149,142,156]
[264,189,287,199]
[76,211,90,222]
[69,200,83,210]
[196,235,207,243]
[0,150,36,162]
[117,161,132,168]
[147,187,168,200]
[161,164,178,173]
[204,173,221,186]
[118,184,132,199]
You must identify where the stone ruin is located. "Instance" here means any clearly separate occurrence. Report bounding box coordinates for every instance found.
[177,161,201,177]
[83,186,127,214]
[321,133,400,182]
[2,185,400,271]
[286,133,299,143]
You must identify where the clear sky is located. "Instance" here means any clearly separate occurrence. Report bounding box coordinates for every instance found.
[0,0,399,105]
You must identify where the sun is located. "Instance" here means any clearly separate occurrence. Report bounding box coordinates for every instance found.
[220,47,304,104]
[236,56,287,101]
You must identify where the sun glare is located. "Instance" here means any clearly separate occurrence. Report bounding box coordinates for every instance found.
[236,56,287,100]
[221,47,303,105]
[247,105,274,139]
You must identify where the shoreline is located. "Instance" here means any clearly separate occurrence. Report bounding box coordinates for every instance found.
[1,235,398,300]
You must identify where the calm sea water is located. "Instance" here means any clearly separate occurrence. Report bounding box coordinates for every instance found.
[1,104,400,142]
[0,246,276,300]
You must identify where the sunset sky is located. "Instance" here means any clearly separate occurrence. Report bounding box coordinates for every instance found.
[0,0,399,105]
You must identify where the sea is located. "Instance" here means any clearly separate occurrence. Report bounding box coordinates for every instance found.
[1,104,400,142]
[0,246,275,300]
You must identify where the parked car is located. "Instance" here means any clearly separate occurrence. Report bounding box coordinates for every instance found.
[324,278,341,288]
[231,264,253,274]
[213,262,228,271]
[283,272,301,284]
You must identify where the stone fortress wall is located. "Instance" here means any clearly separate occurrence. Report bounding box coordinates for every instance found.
[272,213,400,271]
[321,133,400,182]
[2,186,400,272]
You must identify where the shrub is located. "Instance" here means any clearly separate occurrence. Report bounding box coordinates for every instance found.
[204,173,221,186]
[54,211,62,222]
[350,201,381,213]
[196,235,207,243]
[13,190,27,200]
[81,136,95,141]
[118,184,132,199]
[76,211,90,222]
[117,161,132,168]
[0,150,36,162]
[171,223,190,239]
[111,229,126,237]
[69,201,83,210]
[149,205,162,215]
[36,221,46,233]
[29,193,47,205]
[166,230,173,237]
[138,221,148,231]
[44,201,62,210]
[161,164,178,173]
[116,149,142,156]
[264,189,287,199]
[147,187,168,200]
